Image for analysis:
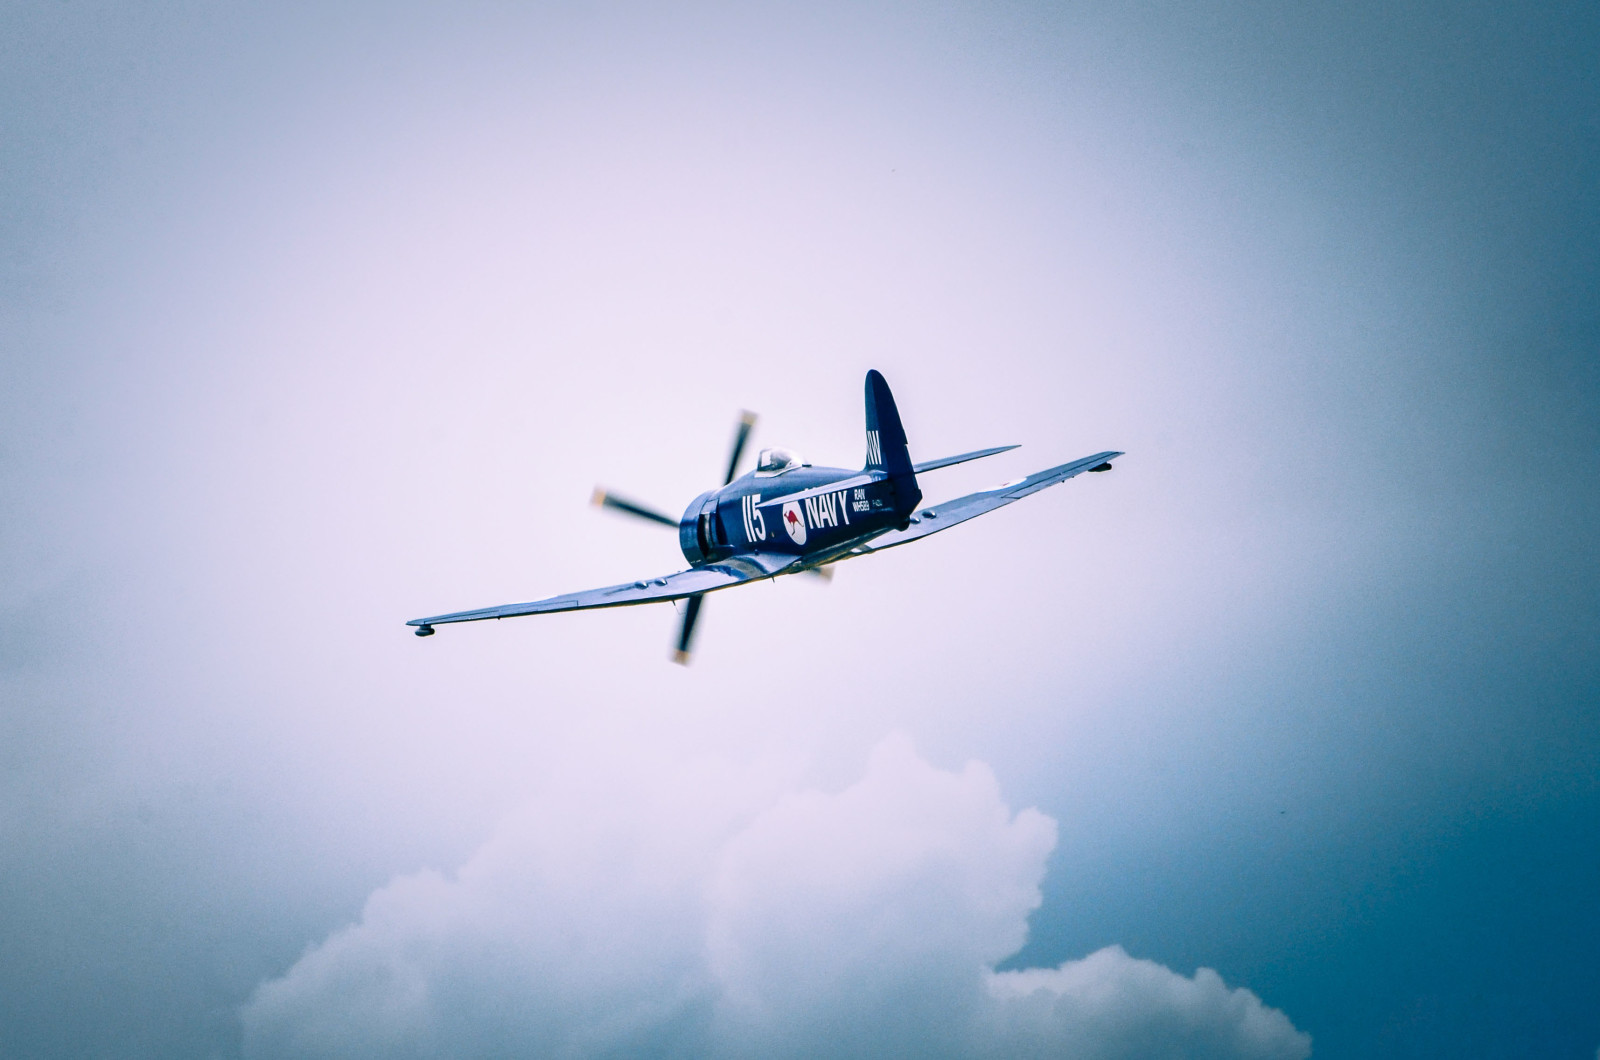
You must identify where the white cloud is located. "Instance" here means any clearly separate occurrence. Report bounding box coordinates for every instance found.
[242,734,1308,1060]
[983,949,1309,1060]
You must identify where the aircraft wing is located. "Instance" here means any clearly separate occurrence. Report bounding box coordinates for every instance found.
[407,551,796,632]
[848,450,1123,555]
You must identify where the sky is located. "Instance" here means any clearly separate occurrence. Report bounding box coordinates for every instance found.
[1,1,1596,1057]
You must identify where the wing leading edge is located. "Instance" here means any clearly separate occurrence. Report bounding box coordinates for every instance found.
[407,551,796,633]
[847,450,1123,556]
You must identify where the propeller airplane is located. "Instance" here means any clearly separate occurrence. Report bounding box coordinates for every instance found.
[408,370,1122,662]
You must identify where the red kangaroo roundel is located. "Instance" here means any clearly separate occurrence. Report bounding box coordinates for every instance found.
[781,501,807,545]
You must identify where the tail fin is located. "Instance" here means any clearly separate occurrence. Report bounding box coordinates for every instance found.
[863,370,922,518]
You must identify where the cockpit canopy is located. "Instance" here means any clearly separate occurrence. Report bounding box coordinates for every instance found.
[755,446,805,474]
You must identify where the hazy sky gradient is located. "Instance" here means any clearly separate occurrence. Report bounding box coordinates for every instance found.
[2,2,1596,1057]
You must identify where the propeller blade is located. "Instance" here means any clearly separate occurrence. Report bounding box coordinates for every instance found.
[805,564,834,582]
[591,487,677,528]
[671,593,705,665]
[723,411,758,485]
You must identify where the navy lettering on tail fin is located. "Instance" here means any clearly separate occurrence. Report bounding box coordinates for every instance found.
[863,369,922,519]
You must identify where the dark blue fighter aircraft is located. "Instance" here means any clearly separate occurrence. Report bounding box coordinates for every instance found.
[408,370,1121,662]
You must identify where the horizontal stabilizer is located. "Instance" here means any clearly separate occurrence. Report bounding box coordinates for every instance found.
[912,445,1019,474]
[753,471,877,512]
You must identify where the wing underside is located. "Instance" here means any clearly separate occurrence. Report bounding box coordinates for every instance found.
[408,551,795,630]
[843,450,1122,557]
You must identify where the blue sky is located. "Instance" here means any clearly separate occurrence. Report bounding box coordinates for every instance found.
[2,2,1596,1057]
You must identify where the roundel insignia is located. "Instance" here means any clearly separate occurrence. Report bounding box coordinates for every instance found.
[781,501,807,545]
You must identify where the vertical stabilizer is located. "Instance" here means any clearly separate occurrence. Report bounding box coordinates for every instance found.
[863,369,922,518]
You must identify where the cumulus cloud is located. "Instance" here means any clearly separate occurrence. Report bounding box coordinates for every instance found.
[983,950,1308,1060]
[242,735,1308,1059]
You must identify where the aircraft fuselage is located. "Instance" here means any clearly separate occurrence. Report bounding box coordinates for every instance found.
[678,466,918,568]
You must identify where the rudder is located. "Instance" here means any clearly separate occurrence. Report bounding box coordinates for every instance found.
[863,369,922,519]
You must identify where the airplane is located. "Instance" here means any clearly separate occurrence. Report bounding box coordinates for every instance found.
[408,370,1121,662]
